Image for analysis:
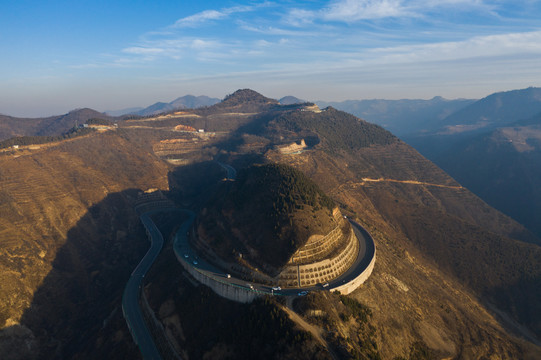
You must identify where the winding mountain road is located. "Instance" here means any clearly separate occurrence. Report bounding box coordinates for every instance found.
[122,213,165,360]
[122,161,376,359]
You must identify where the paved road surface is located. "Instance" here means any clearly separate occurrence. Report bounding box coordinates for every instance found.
[175,213,374,297]
[122,213,164,360]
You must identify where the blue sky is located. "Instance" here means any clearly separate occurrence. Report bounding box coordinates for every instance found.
[1,0,541,117]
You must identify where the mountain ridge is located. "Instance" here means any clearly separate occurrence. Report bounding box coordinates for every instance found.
[1,88,541,359]
[0,108,113,141]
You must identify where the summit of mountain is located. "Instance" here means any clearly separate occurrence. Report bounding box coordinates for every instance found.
[208,89,279,112]
[279,95,307,105]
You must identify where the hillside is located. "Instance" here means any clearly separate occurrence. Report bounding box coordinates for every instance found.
[0,130,170,358]
[197,163,336,272]
[0,108,114,141]
[268,139,541,357]
[226,104,398,156]
[438,87,541,133]
[434,117,541,237]
[404,88,541,238]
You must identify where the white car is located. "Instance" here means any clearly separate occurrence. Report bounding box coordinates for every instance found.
[247,284,254,290]
[272,286,281,291]
[226,274,231,279]
[184,254,189,258]
[193,260,198,265]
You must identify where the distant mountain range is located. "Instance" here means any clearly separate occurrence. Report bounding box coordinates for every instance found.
[105,95,221,116]
[316,97,476,136]
[106,94,307,117]
[402,87,541,237]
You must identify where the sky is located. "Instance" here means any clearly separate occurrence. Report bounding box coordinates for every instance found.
[1,0,541,117]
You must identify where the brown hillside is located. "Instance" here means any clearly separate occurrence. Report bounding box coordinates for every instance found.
[0,108,114,141]
[268,140,541,358]
[0,130,170,358]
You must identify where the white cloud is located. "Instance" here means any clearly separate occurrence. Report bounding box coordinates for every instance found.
[323,0,410,21]
[123,47,166,55]
[284,8,317,26]
[173,10,227,28]
[365,30,541,65]
[291,0,499,24]
[172,4,269,28]
[239,23,318,37]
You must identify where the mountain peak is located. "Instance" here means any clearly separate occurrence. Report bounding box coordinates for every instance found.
[279,95,307,105]
[221,89,278,107]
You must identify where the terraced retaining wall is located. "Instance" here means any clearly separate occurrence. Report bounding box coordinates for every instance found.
[278,227,358,287]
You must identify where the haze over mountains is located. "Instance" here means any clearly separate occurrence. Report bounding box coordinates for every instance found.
[1,88,541,358]
[402,87,541,238]
[105,95,221,117]
[316,97,476,136]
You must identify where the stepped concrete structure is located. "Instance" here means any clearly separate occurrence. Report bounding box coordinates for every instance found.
[277,207,358,287]
[193,206,361,289]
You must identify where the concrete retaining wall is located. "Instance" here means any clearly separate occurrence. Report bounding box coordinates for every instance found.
[175,252,262,303]
[332,223,376,295]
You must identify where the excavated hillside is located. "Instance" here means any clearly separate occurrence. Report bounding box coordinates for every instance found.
[197,163,338,274]
[0,129,170,359]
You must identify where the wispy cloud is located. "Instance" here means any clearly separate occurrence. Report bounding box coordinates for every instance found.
[172,3,270,28]
[323,0,409,21]
[364,30,541,65]
[173,10,228,28]
[282,0,501,25]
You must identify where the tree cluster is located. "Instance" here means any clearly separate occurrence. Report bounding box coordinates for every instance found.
[274,107,397,152]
